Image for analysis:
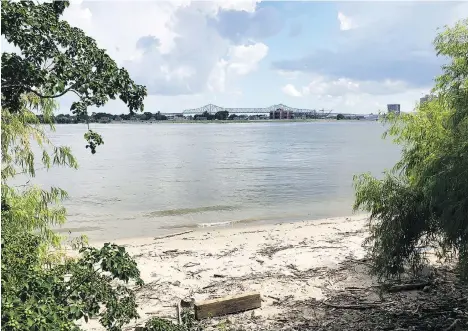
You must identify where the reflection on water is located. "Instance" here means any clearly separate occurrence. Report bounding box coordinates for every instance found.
[20,121,401,241]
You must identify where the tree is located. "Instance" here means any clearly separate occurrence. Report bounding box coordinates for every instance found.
[93,112,113,120]
[214,110,229,120]
[2,233,143,331]
[353,19,468,280]
[154,111,167,121]
[1,95,145,331]
[1,0,147,153]
[143,112,153,120]
[1,1,148,329]
[336,114,345,120]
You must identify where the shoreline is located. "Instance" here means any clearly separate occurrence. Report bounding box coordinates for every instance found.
[78,215,372,330]
[53,118,379,126]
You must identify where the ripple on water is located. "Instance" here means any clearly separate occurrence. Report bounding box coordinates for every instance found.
[143,205,240,217]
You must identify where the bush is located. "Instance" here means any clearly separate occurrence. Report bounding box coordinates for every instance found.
[353,19,468,280]
[1,230,143,330]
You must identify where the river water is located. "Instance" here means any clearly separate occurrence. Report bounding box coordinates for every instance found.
[25,122,401,241]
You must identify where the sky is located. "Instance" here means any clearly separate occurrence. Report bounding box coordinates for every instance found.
[4,1,468,114]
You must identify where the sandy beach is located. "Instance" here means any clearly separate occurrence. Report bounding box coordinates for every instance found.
[78,215,374,330]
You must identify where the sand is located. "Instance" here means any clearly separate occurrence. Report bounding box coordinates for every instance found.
[78,215,371,330]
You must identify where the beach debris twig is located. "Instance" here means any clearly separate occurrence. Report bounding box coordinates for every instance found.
[217,247,239,259]
[265,295,281,301]
[154,230,194,241]
[202,282,218,290]
[323,302,380,310]
[176,302,182,325]
[183,262,200,268]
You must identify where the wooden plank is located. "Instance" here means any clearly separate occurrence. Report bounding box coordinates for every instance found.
[194,292,261,320]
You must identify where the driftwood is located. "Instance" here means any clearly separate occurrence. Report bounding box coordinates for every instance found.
[386,282,430,293]
[323,302,380,310]
[265,295,281,301]
[154,230,194,241]
[176,302,182,325]
[163,249,179,254]
[194,292,261,320]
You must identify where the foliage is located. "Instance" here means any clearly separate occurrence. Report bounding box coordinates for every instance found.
[353,19,468,280]
[336,114,345,120]
[1,94,77,248]
[144,317,186,331]
[194,110,229,121]
[2,2,149,330]
[1,0,147,152]
[1,94,145,331]
[154,111,168,121]
[143,112,154,121]
[214,110,229,120]
[144,310,203,331]
[1,230,143,331]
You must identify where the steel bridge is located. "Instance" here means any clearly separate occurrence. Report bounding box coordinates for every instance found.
[182,103,331,116]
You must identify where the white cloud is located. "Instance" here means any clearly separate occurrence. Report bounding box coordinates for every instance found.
[276,70,300,80]
[207,42,268,92]
[337,12,356,31]
[208,59,228,93]
[227,42,268,75]
[211,0,260,14]
[278,74,428,114]
[300,75,412,97]
[58,1,274,99]
[282,84,303,97]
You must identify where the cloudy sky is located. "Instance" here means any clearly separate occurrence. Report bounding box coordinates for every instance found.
[7,1,468,114]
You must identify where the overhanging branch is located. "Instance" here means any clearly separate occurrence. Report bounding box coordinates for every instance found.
[2,84,76,99]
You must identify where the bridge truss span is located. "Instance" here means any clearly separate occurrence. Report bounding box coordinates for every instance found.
[182,103,325,115]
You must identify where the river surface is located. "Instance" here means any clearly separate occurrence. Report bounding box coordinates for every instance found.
[24,122,401,242]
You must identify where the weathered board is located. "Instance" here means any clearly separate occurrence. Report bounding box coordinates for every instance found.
[194,292,261,320]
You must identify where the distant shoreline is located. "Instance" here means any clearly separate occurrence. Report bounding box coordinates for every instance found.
[56,118,377,125]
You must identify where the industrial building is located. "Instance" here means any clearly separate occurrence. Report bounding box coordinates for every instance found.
[387,104,401,115]
[270,108,293,120]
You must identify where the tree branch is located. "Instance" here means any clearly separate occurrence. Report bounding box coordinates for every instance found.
[28,86,75,99]
[2,84,76,99]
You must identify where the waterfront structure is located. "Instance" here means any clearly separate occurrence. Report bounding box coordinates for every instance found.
[182,103,326,117]
[180,104,383,120]
[420,94,433,105]
[165,113,184,120]
[387,104,401,115]
[270,108,293,119]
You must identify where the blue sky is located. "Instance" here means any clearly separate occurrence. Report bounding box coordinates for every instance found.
[3,1,468,114]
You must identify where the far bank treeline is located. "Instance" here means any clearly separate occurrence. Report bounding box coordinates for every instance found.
[44,110,356,124]
[43,110,231,123]
[44,110,245,123]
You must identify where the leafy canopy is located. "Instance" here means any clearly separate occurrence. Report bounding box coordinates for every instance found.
[354,19,468,280]
[1,0,147,153]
